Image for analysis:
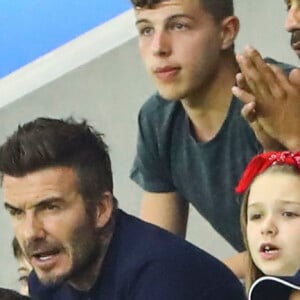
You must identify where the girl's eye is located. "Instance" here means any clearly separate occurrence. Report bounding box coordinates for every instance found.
[249,213,262,221]
[19,275,29,285]
[282,211,299,217]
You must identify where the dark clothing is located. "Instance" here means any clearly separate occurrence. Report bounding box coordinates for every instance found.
[130,94,261,251]
[29,209,246,300]
[249,269,300,300]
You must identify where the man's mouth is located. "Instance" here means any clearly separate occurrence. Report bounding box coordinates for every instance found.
[32,249,60,260]
[31,249,62,271]
[291,30,300,51]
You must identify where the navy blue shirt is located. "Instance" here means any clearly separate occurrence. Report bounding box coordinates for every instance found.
[29,209,245,300]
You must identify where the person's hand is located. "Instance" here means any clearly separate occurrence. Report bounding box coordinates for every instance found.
[241,101,285,152]
[232,46,300,151]
[233,61,285,151]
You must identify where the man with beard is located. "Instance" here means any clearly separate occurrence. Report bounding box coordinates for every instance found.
[0,117,245,300]
[232,0,300,152]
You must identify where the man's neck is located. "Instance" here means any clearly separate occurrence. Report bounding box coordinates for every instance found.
[181,57,238,142]
[68,231,114,292]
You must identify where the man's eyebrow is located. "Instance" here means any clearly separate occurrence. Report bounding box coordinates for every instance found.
[4,202,18,211]
[34,197,63,208]
[4,197,62,211]
[135,14,194,26]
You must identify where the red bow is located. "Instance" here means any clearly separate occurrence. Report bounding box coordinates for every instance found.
[235,151,300,194]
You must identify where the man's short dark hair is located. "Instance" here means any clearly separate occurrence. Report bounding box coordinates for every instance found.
[0,117,115,207]
[0,288,31,300]
[131,0,234,22]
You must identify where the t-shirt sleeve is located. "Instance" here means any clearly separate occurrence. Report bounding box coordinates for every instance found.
[128,259,246,300]
[264,57,295,75]
[130,102,175,193]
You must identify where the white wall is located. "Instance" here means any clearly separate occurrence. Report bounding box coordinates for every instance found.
[0,0,298,290]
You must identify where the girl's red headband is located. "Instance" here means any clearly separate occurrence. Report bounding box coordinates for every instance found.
[235,151,300,194]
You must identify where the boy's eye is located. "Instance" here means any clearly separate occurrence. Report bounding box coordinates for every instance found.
[139,26,154,36]
[170,22,188,31]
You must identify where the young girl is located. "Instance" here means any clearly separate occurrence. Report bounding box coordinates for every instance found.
[12,237,32,296]
[236,151,300,299]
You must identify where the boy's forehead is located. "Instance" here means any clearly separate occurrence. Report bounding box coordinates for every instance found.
[134,0,201,12]
[134,0,203,20]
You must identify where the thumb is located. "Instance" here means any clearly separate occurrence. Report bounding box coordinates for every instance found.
[241,102,256,123]
[289,68,300,86]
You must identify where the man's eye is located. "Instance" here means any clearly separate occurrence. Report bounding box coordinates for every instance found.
[45,203,59,210]
[40,202,59,211]
[9,208,23,217]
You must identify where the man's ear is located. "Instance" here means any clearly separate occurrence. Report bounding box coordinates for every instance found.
[220,16,240,50]
[95,191,114,228]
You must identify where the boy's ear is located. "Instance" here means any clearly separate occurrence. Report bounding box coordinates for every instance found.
[95,191,114,228]
[220,16,240,50]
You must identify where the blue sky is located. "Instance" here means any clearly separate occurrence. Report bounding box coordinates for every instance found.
[0,1,132,78]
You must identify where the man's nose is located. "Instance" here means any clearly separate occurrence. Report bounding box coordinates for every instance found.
[151,30,171,57]
[21,213,46,241]
[285,6,300,32]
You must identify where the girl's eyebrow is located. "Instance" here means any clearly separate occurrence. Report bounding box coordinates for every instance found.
[247,202,262,209]
[248,200,300,209]
[280,200,300,206]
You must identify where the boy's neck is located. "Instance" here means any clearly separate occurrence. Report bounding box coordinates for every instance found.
[181,56,239,142]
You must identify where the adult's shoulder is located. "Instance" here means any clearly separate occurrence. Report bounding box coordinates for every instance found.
[117,210,224,263]
[117,212,245,299]
[264,57,295,75]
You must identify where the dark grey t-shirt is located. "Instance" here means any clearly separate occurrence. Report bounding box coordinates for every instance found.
[130,94,262,251]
